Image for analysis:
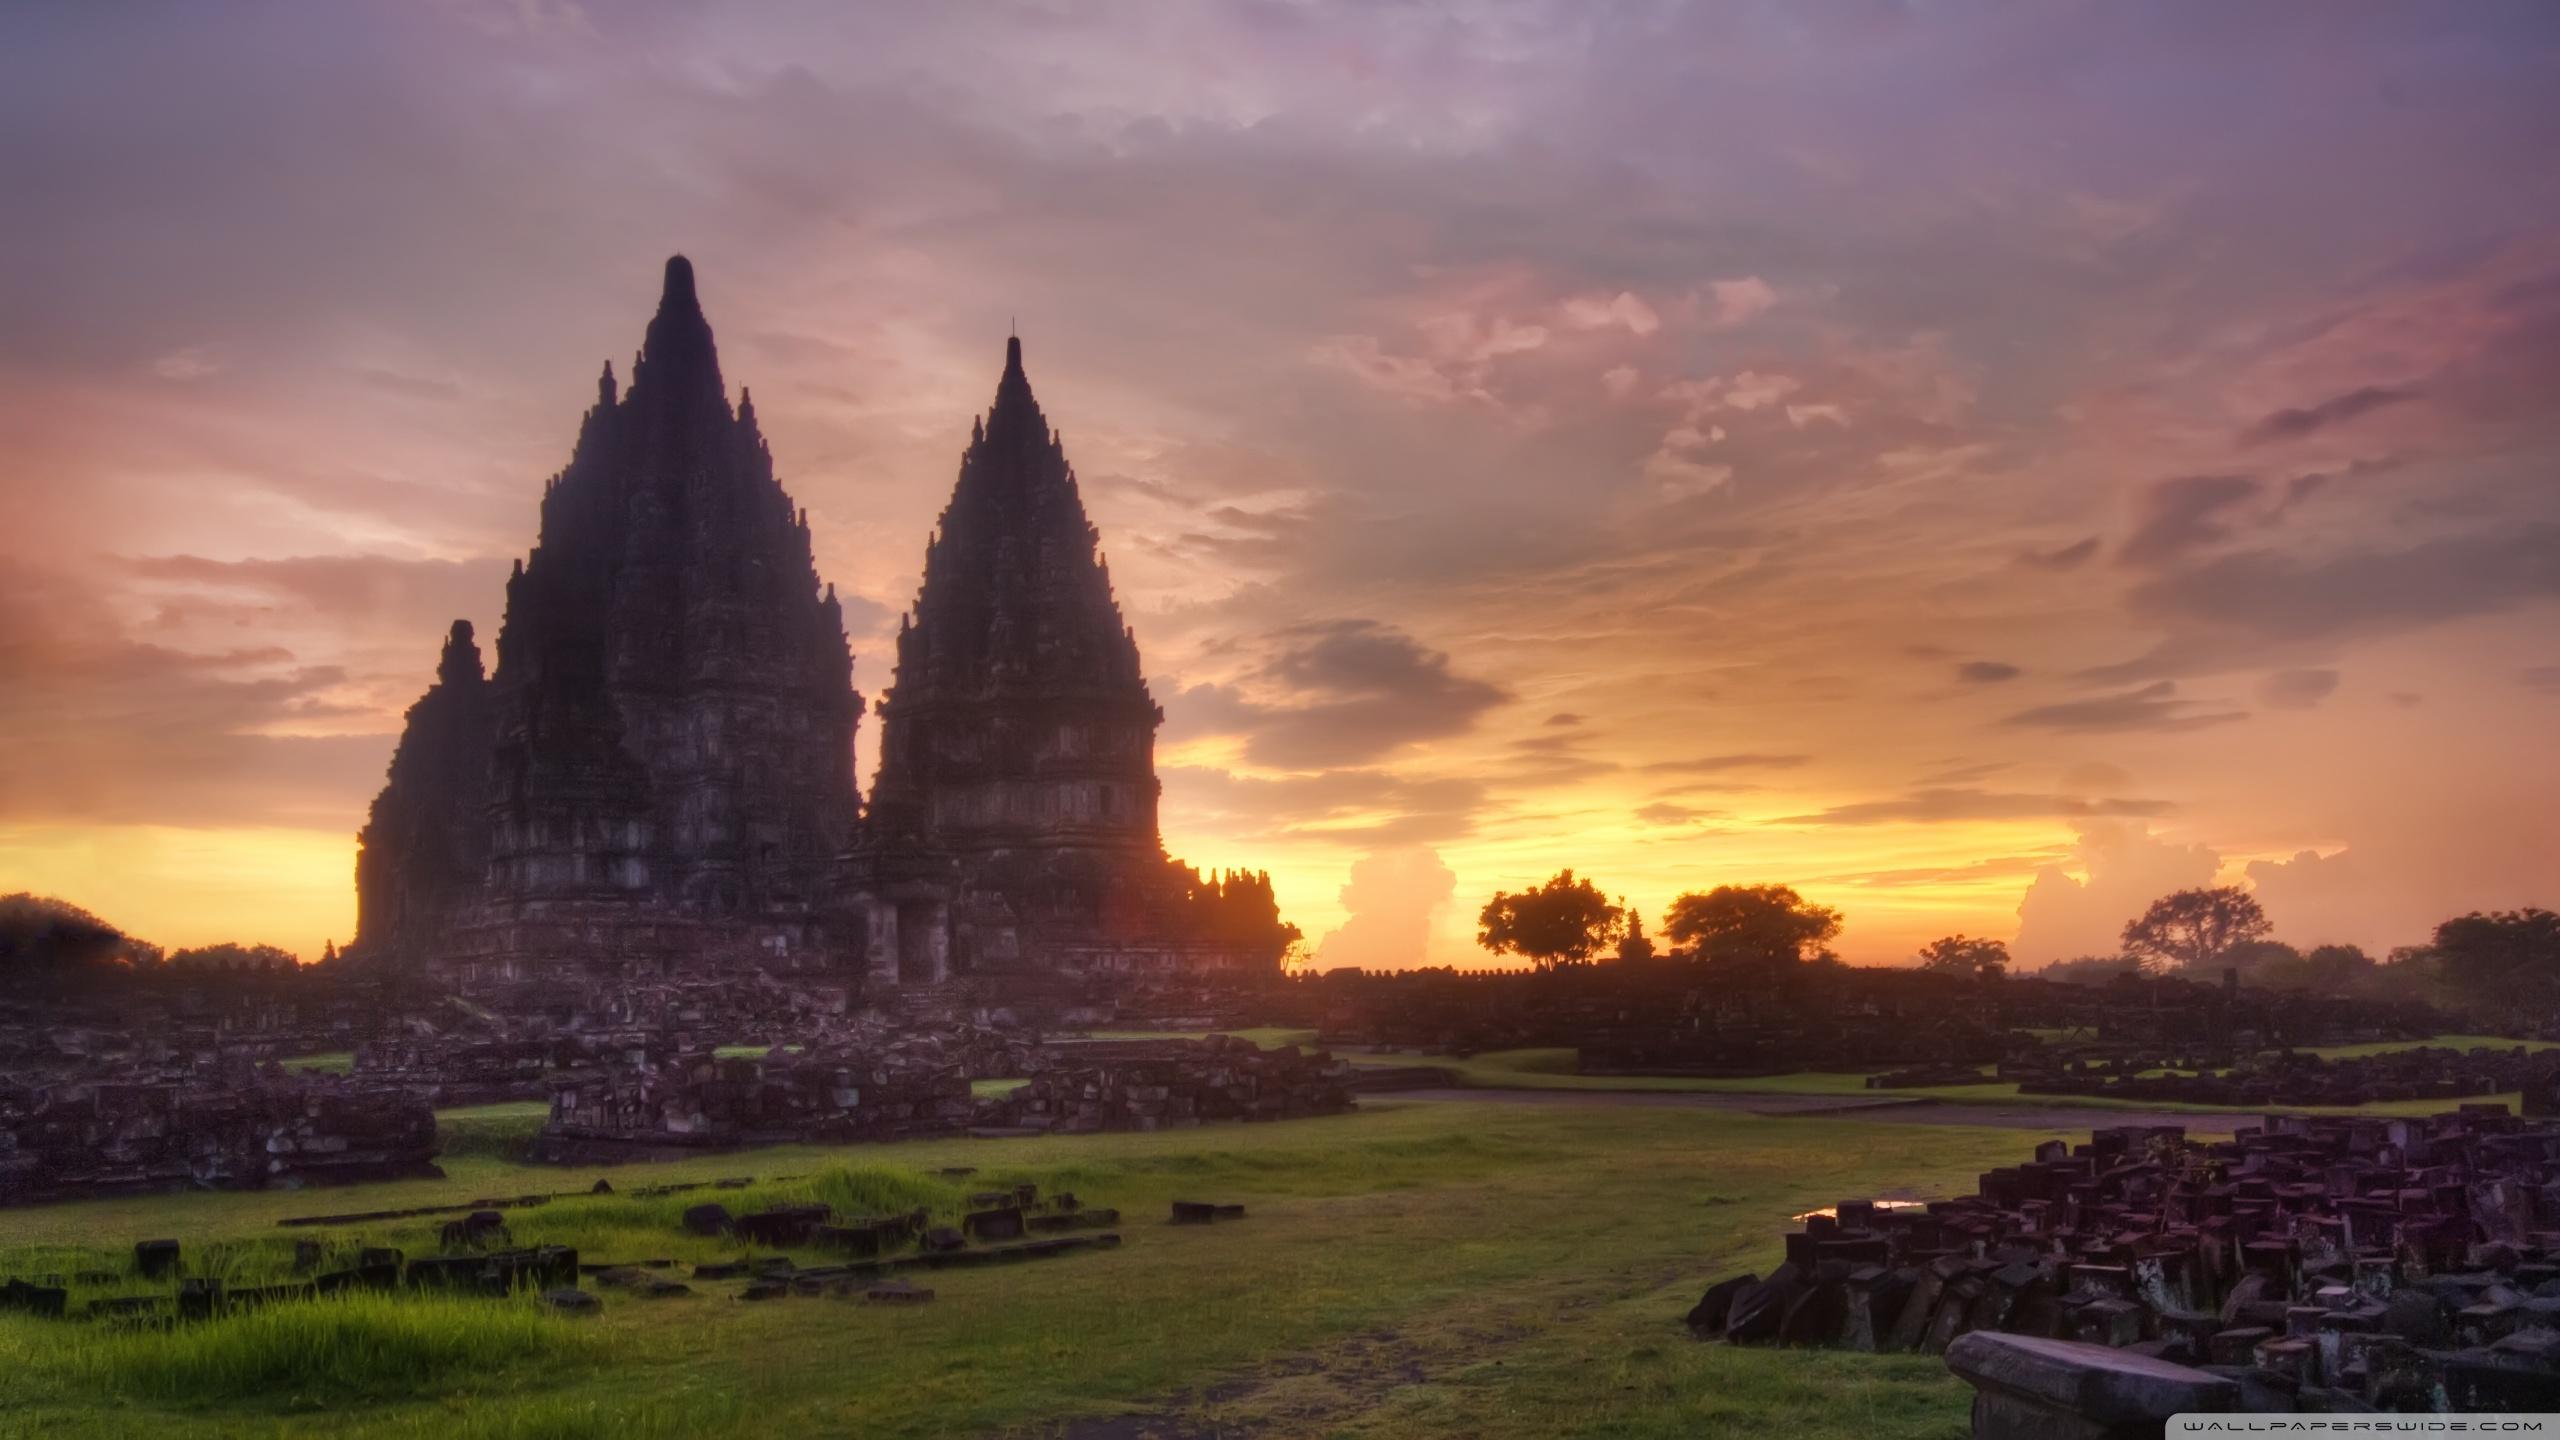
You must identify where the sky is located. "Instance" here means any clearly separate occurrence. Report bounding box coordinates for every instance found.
[3,1,2558,969]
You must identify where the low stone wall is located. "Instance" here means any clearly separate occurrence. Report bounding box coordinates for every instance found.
[1688,1108,2560,1414]
[2010,1045,2554,1109]
[977,1035,1353,1133]
[0,1074,441,1207]
[526,1048,976,1163]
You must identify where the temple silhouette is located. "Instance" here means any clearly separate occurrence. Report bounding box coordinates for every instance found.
[350,257,1291,988]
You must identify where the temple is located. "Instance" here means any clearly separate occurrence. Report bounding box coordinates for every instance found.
[848,335,1292,987]
[351,256,861,976]
[349,258,1291,990]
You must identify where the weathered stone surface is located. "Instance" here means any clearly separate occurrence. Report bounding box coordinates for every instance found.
[352,256,859,977]
[1947,1332,2237,1440]
[344,260,1292,989]
[1723,1111,2560,1417]
[1686,1273,1759,1335]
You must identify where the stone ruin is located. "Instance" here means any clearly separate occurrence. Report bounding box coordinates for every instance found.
[2007,1044,2557,1111]
[0,1070,439,1207]
[1688,1109,2560,1417]
[978,1036,1356,1134]
[525,1031,1351,1160]
[528,1047,978,1164]
[347,257,1295,991]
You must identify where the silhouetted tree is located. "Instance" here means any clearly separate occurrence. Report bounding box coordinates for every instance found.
[2221,938,2301,983]
[2253,942,2375,994]
[2120,886,2270,975]
[0,893,162,972]
[167,942,299,971]
[1916,934,2009,979]
[1662,884,1841,968]
[2432,909,2560,1014]
[1613,907,1657,965]
[1478,870,1624,970]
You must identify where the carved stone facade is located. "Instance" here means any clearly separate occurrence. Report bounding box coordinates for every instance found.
[353,257,860,976]
[351,259,1288,987]
[852,337,1288,986]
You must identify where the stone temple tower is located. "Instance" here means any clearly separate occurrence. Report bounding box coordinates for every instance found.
[851,336,1290,987]
[352,256,862,973]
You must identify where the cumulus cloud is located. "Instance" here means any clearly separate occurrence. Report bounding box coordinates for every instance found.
[1311,846,1459,971]
[1703,276,1779,327]
[2012,823,2221,964]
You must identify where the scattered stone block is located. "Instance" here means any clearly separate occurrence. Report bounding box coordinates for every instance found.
[1947,1332,2237,1440]
[133,1240,179,1279]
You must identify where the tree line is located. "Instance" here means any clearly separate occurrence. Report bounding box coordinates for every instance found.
[1471,872,2560,1016]
[0,893,300,973]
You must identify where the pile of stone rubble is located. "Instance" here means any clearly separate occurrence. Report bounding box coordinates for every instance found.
[0,1072,440,1207]
[1691,1109,2560,1416]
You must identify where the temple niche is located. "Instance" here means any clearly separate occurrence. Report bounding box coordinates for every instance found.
[348,258,1291,989]
[849,336,1295,986]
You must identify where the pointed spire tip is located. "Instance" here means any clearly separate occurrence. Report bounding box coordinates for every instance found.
[661,254,698,311]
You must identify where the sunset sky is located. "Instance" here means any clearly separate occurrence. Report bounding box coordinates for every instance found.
[4,2,2557,968]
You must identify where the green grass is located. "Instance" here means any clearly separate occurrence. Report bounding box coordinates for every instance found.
[5,1026,2538,1438]
[0,1099,2058,1439]
[2,1291,595,1409]
[281,1051,355,1074]
[435,1101,555,1163]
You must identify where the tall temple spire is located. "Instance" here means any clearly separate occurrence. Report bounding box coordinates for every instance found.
[629,253,726,416]
[853,328,1295,981]
[354,254,859,971]
[868,331,1157,854]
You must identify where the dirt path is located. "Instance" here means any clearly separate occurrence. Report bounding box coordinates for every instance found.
[1376,1086,2249,1135]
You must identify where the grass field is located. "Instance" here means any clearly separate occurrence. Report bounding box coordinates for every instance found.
[0,1098,2058,1440]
